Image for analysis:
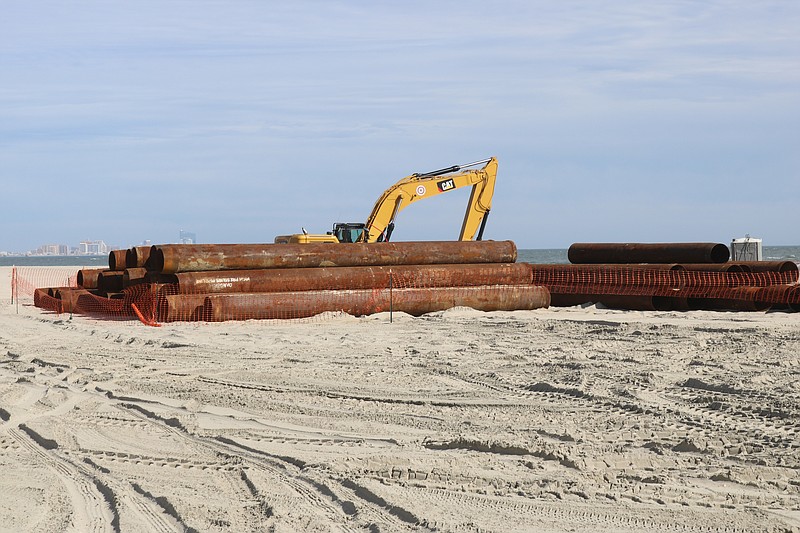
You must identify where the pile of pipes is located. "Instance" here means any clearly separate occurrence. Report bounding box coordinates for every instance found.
[531,242,800,312]
[35,241,552,322]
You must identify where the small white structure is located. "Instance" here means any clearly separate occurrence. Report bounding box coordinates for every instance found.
[731,235,762,261]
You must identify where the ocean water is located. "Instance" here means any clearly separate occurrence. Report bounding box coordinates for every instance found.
[0,255,109,267]
[2,246,798,267]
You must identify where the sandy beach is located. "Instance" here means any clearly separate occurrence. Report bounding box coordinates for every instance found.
[1,265,799,532]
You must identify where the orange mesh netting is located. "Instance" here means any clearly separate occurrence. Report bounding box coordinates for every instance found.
[14,261,799,327]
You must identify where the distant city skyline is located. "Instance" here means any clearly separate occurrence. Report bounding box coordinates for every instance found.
[0,233,189,257]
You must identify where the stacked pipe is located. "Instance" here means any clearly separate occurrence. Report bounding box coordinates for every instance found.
[37,241,551,322]
[533,243,799,312]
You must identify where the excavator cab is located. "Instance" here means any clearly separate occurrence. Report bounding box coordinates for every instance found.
[330,223,366,243]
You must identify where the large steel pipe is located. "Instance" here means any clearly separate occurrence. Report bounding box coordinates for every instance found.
[77,268,107,289]
[55,288,92,313]
[97,271,124,293]
[123,268,148,288]
[687,287,771,312]
[108,250,128,271]
[680,264,747,272]
[729,261,799,283]
[530,263,687,291]
[148,241,518,274]
[170,263,533,294]
[568,243,730,264]
[198,285,550,322]
[158,294,209,322]
[531,263,685,272]
[33,288,60,312]
[126,246,152,269]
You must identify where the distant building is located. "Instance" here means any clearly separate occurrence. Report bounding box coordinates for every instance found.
[179,230,196,245]
[79,240,109,255]
[36,244,70,255]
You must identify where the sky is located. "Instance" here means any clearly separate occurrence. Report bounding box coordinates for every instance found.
[1,1,798,252]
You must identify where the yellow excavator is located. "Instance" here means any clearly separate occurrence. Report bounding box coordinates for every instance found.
[275,157,498,244]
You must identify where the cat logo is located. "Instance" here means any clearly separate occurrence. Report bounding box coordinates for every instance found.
[437,178,456,192]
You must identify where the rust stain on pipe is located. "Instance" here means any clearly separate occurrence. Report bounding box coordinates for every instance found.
[568,243,730,264]
[148,241,517,274]
[126,246,152,269]
[172,263,533,294]
[108,250,128,271]
[198,285,549,322]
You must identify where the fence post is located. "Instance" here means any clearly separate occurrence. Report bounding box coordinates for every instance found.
[389,269,393,324]
[67,277,73,320]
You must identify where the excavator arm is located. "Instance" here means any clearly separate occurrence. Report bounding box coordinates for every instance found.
[360,157,498,243]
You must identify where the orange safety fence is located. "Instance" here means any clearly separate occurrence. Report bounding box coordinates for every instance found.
[11,266,80,302]
[531,266,799,299]
[531,265,800,311]
[12,263,800,327]
[13,264,551,325]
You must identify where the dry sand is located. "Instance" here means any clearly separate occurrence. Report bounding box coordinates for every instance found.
[1,266,799,532]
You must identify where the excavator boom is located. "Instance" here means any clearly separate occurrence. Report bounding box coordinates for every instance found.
[360,157,498,242]
[274,157,498,244]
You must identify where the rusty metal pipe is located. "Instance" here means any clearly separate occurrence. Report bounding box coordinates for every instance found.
[48,286,71,298]
[680,264,748,272]
[171,263,533,294]
[731,261,798,273]
[126,246,152,269]
[568,243,730,264]
[530,263,687,291]
[55,288,92,313]
[77,268,107,289]
[197,285,550,322]
[108,250,128,271]
[158,294,209,322]
[687,287,771,311]
[97,271,124,293]
[531,263,685,272]
[123,268,148,288]
[728,261,799,283]
[33,288,61,312]
[148,241,518,274]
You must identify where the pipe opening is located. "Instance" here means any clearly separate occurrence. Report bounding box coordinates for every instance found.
[709,244,730,263]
